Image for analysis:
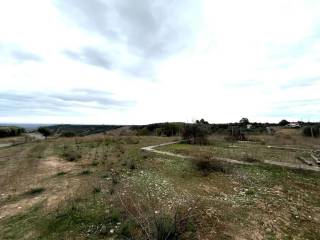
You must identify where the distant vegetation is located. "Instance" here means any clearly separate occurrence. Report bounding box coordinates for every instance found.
[46,124,123,137]
[279,119,289,126]
[302,125,320,138]
[60,131,76,137]
[131,122,184,136]
[38,127,52,138]
[0,126,25,138]
[182,122,210,144]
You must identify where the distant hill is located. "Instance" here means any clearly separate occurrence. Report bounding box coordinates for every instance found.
[0,123,52,130]
[47,124,123,136]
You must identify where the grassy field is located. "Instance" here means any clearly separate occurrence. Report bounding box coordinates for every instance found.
[0,132,319,239]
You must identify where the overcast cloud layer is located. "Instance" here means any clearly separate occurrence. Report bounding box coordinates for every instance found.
[0,0,320,124]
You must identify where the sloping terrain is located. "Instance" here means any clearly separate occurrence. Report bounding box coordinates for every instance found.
[0,133,319,239]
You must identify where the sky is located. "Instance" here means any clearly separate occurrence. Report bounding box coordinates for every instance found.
[0,0,320,125]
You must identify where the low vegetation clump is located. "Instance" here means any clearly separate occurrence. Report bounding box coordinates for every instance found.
[117,191,198,239]
[62,149,81,162]
[192,153,228,175]
[80,170,91,175]
[38,127,52,138]
[241,154,261,163]
[56,171,67,176]
[126,159,137,170]
[92,187,101,194]
[60,131,76,137]
[122,136,140,144]
[226,126,247,141]
[302,125,320,137]
[37,199,113,238]
[25,187,45,196]
[182,123,209,145]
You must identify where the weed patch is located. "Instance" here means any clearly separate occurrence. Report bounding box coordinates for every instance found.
[80,170,91,175]
[25,187,45,196]
[192,154,228,176]
[62,149,81,162]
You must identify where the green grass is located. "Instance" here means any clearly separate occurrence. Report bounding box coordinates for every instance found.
[159,142,306,164]
[0,204,43,239]
[1,135,320,239]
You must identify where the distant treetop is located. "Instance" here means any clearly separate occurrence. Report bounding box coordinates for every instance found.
[279,119,289,126]
[239,118,249,125]
[196,119,209,124]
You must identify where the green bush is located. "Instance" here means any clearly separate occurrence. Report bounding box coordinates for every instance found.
[302,125,320,137]
[26,187,45,195]
[182,123,209,145]
[155,215,176,240]
[38,127,52,138]
[62,149,81,162]
[0,126,25,138]
[119,219,136,238]
[279,119,289,126]
[192,155,227,176]
[80,170,91,175]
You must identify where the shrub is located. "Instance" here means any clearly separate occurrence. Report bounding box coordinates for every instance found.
[56,171,66,176]
[279,119,289,126]
[182,123,209,145]
[227,126,247,141]
[123,136,140,144]
[0,126,25,138]
[192,154,227,176]
[112,175,120,185]
[239,118,250,126]
[92,187,101,194]
[127,159,136,170]
[26,187,45,195]
[80,170,91,175]
[242,156,260,163]
[38,127,52,138]
[302,125,320,137]
[62,149,81,162]
[117,191,199,240]
[155,215,176,240]
[109,208,121,223]
[154,208,197,239]
[119,219,136,238]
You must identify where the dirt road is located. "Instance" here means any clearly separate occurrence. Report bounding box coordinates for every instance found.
[142,141,320,172]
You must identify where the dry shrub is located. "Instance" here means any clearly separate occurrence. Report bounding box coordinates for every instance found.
[117,191,199,240]
[192,152,228,176]
[241,153,261,163]
[62,149,81,162]
[122,136,140,144]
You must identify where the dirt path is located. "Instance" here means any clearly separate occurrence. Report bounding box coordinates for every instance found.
[142,141,320,172]
[0,139,81,220]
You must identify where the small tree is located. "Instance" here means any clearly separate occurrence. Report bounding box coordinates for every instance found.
[182,123,209,145]
[239,118,249,126]
[279,119,289,126]
[302,125,320,138]
[196,118,209,124]
[38,127,51,138]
